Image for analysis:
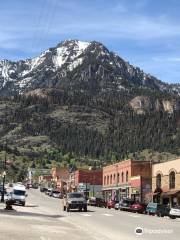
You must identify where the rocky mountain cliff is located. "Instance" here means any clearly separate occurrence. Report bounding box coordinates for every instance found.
[0,40,179,97]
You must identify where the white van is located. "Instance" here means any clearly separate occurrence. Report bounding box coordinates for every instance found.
[11,185,27,206]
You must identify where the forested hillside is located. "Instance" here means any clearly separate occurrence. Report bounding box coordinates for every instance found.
[0,86,179,173]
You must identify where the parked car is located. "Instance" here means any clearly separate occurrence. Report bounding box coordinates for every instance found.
[107,199,118,209]
[114,202,120,210]
[130,202,147,213]
[88,197,107,207]
[32,183,39,189]
[87,197,96,206]
[96,197,107,208]
[146,202,170,217]
[169,206,180,219]
[51,190,62,198]
[63,192,87,212]
[46,188,53,195]
[119,198,135,211]
[40,187,48,192]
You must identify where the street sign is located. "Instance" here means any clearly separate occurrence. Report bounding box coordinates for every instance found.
[78,183,90,191]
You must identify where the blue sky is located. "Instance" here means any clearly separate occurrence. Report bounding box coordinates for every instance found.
[0,0,180,84]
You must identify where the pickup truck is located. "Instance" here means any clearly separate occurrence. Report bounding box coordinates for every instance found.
[63,192,87,212]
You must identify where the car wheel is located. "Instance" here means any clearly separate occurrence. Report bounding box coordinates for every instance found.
[84,206,87,212]
[156,212,162,217]
[79,207,82,212]
[22,202,25,207]
[63,206,66,211]
[169,216,176,219]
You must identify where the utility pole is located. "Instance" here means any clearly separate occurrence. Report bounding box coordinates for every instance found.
[85,181,88,200]
[1,102,8,203]
[1,139,7,203]
[92,173,95,197]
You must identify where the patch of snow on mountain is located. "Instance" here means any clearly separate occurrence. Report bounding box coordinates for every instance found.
[1,61,10,79]
[21,69,30,77]
[68,57,83,71]
[53,40,90,68]
[31,54,46,71]
[76,41,90,52]
[53,46,69,68]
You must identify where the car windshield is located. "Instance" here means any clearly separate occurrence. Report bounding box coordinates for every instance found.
[148,203,157,207]
[13,190,25,196]
[123,200,134,204]
[53,191,60,194]
[68,193,83,198]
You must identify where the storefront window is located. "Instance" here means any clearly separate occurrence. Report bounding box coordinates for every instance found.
[121,172,124,183]
[126,171,129,182]
[156,174,161,188]
[104,176,106,185]
[169,171,175,189]
[117,173,119,183]
[110,175,112,185]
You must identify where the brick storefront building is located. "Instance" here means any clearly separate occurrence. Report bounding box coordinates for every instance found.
[103,159,152,203]
[39,175,52,186]
[51,167,69,193]
[75,169,102,186]
[74,169,103,197]
[152,158,180,207]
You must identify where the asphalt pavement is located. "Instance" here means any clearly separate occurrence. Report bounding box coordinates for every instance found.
[0,189,180,240]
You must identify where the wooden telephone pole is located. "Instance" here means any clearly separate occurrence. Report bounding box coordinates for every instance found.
[1,102,8,203]
[1,139,7,203]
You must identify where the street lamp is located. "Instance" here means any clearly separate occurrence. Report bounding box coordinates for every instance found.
[1,103,8,203]
[1,160,7,203]
[1,142,7,203]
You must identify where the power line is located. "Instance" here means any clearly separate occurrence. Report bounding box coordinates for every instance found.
[31,0,58,56]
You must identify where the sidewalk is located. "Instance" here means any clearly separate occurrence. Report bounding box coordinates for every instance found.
[0,202,5,210]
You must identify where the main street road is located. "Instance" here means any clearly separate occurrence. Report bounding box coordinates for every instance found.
[0,189,180,240]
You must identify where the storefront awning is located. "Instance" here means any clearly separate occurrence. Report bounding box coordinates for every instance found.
[161,190,180,197]
[102,185,130,191]
[154,187,162,194]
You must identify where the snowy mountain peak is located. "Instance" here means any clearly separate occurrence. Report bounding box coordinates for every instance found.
[0,39,179,96]
[53,40,90,68]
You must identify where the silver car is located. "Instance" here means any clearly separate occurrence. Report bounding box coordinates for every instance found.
[169,206,180,219]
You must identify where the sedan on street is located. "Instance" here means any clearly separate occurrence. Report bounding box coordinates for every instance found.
[119,199,135,211]
[169,206,180,219]
[130,202,147,213]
